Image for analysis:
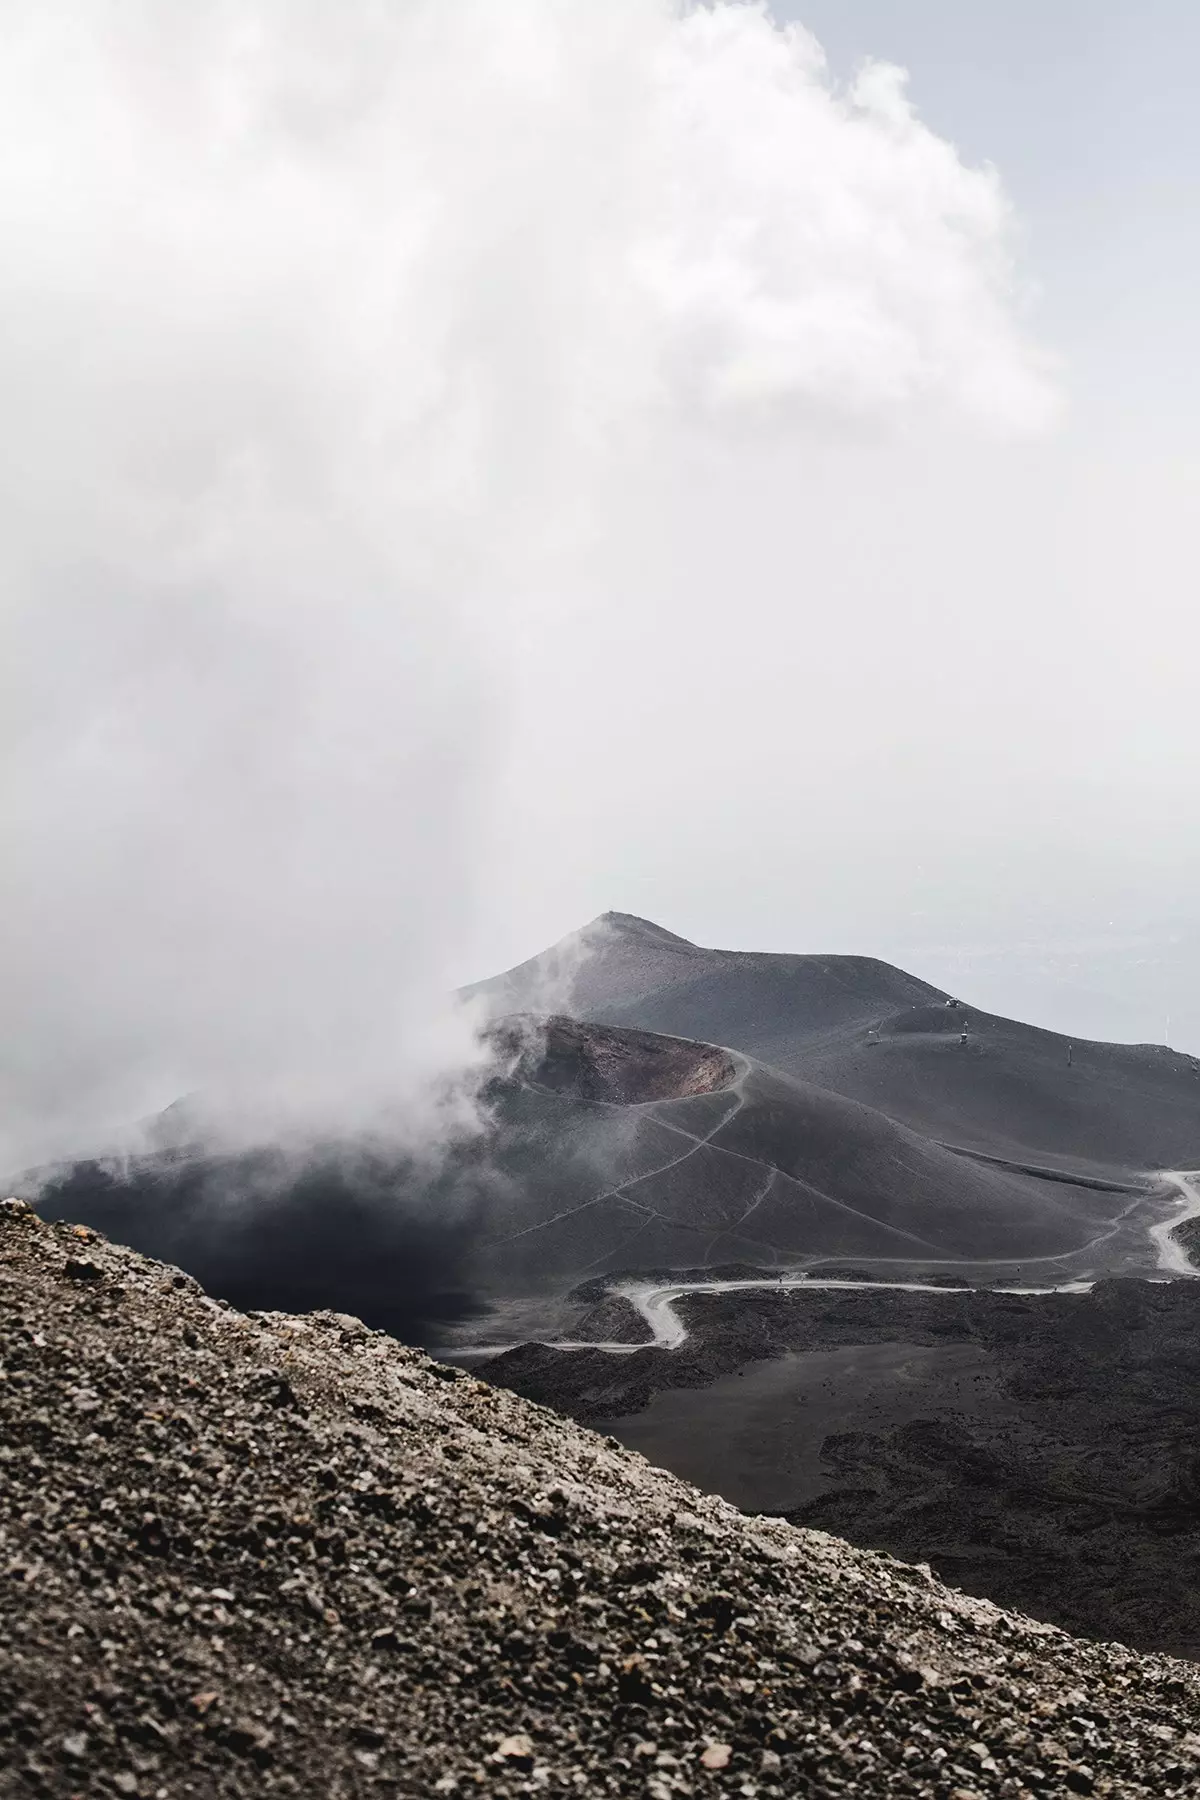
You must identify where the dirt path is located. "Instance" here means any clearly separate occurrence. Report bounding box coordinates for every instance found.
[1149,1168,1200,1274]
[455,1169,1200,1358]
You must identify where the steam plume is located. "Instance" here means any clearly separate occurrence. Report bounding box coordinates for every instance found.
[0,1,1053,1171]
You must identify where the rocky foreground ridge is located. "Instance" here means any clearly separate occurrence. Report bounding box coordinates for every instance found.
[489,1279,1200,1659]
[4,1203,1200,1799]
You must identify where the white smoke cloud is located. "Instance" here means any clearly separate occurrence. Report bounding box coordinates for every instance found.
[0,0,1054,1169]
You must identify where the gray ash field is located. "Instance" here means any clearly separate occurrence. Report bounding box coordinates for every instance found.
[8,1200,1200,1800]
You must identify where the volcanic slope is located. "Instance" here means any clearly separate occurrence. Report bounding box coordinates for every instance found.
[467,1018,1155,1295]
[7,1201,1200,1800]
[469,913,1200,1172]
[30,1017,1158,1330]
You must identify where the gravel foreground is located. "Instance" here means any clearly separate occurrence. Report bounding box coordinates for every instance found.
[4,1203,1200,1799]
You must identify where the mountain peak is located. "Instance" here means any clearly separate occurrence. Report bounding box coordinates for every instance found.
[589,911,698,948]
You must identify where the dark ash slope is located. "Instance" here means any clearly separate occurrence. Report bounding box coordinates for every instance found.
[31,1015,1166,1331]
[474,1025,1157,1294]
[6,1200,1200,1800]
[472,914,1200,1172]
[467,912,941,1050]
[490,1278,1200,1661]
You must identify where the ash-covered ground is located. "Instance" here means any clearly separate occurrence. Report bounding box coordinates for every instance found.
[482,1281,1200,1656]
[7,1201,1200,1797]
[487,1279,1200,1661]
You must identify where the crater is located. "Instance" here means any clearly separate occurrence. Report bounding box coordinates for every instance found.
[493,1015,737,1105]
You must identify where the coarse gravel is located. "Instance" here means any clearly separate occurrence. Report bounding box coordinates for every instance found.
[3,1198,1200,1799]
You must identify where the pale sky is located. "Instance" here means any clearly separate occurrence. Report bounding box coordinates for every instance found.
[789,0,1200,448]
[2,2,1198,1166]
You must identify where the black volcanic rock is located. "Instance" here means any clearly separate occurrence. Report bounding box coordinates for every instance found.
[6,1199,1200,1799]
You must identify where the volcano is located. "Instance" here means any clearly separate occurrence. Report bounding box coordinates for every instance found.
[469,912,1200,1176]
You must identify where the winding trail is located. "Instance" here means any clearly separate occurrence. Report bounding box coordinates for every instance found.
[615,1272,1095,1353]
[451,1168,1200,1361]
[1148,1169,1200,1274]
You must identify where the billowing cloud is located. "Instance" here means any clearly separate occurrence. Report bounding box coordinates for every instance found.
[0,0,1052,1170]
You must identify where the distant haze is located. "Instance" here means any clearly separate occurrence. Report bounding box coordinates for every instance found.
[1,2,1190,1175]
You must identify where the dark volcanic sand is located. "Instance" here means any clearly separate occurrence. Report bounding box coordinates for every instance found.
[489,1279,1200,1660]
[471,912,1200,1173]
[605,1341,1017,1513]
